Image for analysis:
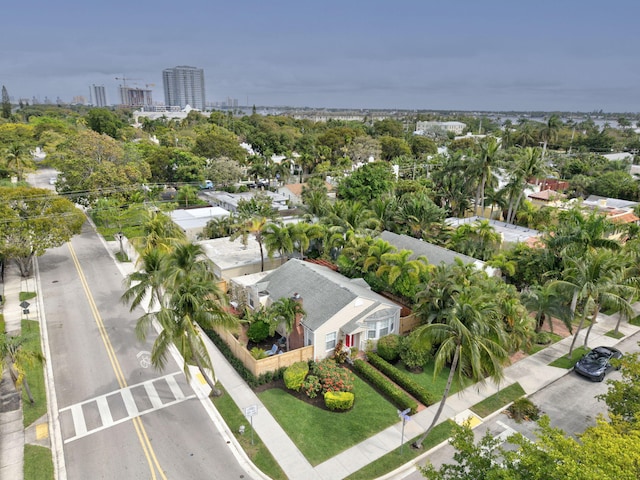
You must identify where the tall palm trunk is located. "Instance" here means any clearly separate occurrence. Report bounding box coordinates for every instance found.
[188,335,222,397]
[413,345,460,449]
[568,308,588,356]
[614,294,634,334]
[582,306,600,348]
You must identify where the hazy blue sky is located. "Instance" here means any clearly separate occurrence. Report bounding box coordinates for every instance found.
[2,0,638,112]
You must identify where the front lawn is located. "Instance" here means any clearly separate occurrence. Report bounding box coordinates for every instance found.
[400,360,473,398]
[258,375,398,465]
[549,346,590,369]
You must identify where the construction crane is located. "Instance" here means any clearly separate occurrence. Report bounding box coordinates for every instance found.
[115,76,142,88]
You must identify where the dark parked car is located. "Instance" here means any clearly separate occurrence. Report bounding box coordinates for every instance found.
[574,346,623,382]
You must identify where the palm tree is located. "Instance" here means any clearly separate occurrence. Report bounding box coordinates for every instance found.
[521,280,573,334]
[539,114,562,162]
[137,273,237,397]
[412,285,510,448]
[263,222,294,264]
[370,195,400,233]
[126,242,237,397]
[133,209,186,255]
[5,143,31,182]
[0,331,45,404]
[504,147,548,224]
[559,250,633,355]
[121,248,167,312]
[376,249,430,295]
[363,238,396,274]
[473,137,500,217]
[271,297,306,350]
[231,216,268,271]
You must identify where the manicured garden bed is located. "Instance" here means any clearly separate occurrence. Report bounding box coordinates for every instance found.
[258,374,398,465]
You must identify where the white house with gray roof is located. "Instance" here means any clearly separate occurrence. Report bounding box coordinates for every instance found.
[230,259,401,360]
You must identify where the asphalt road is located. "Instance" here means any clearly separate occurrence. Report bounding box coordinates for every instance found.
[39,221,250,479]
[402,330,639,478]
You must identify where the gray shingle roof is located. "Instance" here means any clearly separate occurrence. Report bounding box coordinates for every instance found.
[259,259,399,331]
[379,231,479,266]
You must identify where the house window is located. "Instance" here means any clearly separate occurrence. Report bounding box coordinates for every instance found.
[325,332,337,351]
[366,318,395,340]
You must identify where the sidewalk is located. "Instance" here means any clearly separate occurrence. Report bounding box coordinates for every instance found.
[0,265,48,480]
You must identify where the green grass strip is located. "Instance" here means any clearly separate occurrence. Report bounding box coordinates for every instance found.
[629,314,640,327]
[210,384,287,480]
[21,320,47,427]
[344,420,455,480]
[469,382,525,418]
[605,329,624,339]
[19,291,37,302]
[549,346,590,369]
[24,444,54,480]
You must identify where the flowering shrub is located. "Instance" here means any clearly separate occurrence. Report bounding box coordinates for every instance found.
[311,359,354,394]
[332,339,349,364]
[302,375,322,398]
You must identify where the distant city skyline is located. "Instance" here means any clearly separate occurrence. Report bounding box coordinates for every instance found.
[2,1,640,113]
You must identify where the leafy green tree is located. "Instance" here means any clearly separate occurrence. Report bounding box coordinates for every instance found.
[205,157,242,187]
[596,348,640,423]
[191,125,247,162]
[1,85,11,118]
[372,118,404,137]
[409,135,437,159]
[0,186,85,276]
[86,108,124,139]
[337,161,395,203]
[379,135,411,161]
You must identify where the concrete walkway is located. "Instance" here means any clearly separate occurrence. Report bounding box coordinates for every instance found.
[2,241,640,480]
[0,265,48,480]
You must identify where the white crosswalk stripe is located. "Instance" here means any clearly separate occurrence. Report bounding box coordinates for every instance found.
[60,372,195,443]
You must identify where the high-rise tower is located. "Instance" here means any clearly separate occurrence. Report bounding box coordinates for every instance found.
[91,84,107,107]
[162,66,206,110]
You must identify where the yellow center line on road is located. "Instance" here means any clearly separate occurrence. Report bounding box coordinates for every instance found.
[68,242,167,480]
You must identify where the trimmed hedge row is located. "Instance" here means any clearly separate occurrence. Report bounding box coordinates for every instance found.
[203,328,285,388]
[352,359,418,414]
[367,352,436,406]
